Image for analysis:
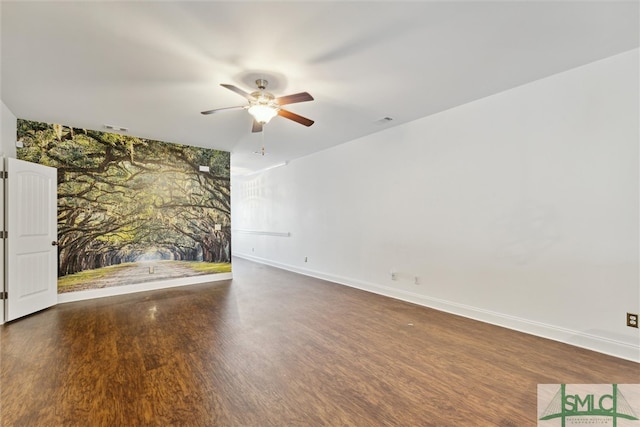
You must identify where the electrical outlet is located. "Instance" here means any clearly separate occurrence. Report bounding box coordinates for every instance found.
[304,256,308,263]
[414,276,419,285]
[627,313,638,328]
[390,271,397,281]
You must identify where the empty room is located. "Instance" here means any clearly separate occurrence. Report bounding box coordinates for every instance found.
[1,1,639,426]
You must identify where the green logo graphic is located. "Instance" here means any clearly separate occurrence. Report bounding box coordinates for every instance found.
[539,384,639,427]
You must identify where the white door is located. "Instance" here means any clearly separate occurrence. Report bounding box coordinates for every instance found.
[5,157,58,321]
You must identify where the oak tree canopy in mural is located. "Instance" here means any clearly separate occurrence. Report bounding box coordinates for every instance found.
[17,119,231,284]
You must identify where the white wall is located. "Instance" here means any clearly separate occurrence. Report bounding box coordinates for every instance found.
[1,100,17,158]
[232,49,640,362]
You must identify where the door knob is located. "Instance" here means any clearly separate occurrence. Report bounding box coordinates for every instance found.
[51,241,59,246]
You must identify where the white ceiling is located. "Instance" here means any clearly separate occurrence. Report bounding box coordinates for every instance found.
[1,1,638,175]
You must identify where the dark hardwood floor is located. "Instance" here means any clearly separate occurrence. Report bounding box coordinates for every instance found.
[1,257,638,426]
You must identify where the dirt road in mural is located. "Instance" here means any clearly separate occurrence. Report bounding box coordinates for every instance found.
[58,261,231,293]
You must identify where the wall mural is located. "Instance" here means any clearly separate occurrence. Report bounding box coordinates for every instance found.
[17,119,231,293]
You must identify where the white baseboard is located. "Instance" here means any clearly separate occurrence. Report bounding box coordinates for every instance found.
[234,252,639,363]
[57,272,233,304]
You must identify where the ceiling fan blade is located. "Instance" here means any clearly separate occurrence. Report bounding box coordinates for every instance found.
[252,120,263,133]
[201,106,246,115]
[221,83,251,99]
[278,109,314,127]
[276,92,314,106]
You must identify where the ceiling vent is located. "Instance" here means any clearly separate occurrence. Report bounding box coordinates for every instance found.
[375,117,394,125]
[104,124,128,132]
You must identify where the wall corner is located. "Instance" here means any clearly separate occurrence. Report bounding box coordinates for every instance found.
[1,100,18,159]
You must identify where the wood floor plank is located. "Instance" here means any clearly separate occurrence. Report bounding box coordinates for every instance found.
[1,257,638,426]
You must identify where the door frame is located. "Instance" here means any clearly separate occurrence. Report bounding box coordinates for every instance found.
[1,157,4,324]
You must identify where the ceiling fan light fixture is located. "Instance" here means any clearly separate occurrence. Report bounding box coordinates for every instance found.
[203,79,314,131]
[248,103,278,124]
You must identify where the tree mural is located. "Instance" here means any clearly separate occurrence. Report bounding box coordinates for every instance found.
[17,119,231,291]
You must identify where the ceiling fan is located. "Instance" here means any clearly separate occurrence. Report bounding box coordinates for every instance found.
[201,79,314,133]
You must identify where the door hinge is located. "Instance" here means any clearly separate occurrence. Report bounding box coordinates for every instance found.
[0,231,6,239]
[0,291,7,300]
[1,171,7,179]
